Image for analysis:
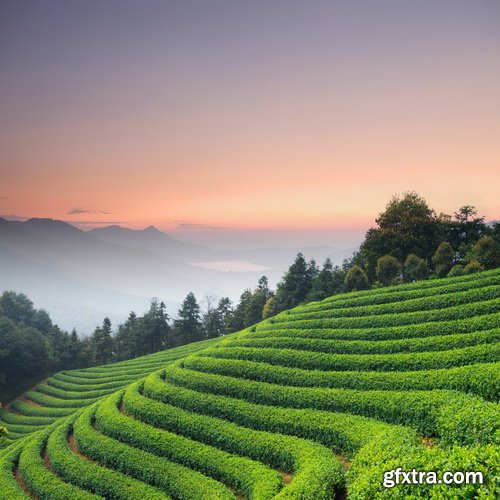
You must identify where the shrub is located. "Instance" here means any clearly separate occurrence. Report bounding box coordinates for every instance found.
[448,264,464,277]
[344,265,370,291]
[403,254,429,282]
[376,255,403,286]
[464,259,484,274]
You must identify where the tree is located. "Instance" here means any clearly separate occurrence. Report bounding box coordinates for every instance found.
[489,222,500,245]
[464,260,484,274]
[454,205,478,224]
[216,297,234,335]
[308,258,336,301]
[245,276,272,325]
[262,296,278,319]
[68,329,83,367]
[201,295,225,339]
[470,237,500,270]
[91,317,113,365]
[275,253,315,311]
[139,299,170,354]
[114,312,139,361]
[229,289,253,332]
[360,192,440,278]
[344,265,370,291]
[448,264,464,277]
[432,242,454,277]
[0,292,36,327]
[174,292,203,343]
[446,206,487,259]
[0,316,51,403]
[403,254,429,282]
[376,255,402,286]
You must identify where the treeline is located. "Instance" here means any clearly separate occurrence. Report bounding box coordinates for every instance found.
[1,192,499,402]
[0,291,86,403]
[231,193,500,326]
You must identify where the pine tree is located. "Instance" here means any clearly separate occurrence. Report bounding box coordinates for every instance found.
[140,299,170,354]
[91,317,113,365]
[245,276,271,325]
[308,258,335,301]
[275,253,315,311]
[175,292,203,343]
[114,311,139,360]
[229,289,252,332]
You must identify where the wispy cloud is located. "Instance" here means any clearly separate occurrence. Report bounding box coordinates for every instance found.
[0,196,7,199]
[0,214,27,221]
[68,207,111,215]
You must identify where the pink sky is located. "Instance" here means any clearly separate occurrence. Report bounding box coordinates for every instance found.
[1,1,499,235]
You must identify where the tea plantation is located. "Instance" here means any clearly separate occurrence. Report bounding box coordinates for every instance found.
[1,269,499,498]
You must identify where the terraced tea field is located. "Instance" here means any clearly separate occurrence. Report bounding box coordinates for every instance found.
[1,269,499,498]
[0,337,229,443]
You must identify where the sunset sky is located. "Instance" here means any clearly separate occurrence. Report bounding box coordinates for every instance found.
[1,1,499,245]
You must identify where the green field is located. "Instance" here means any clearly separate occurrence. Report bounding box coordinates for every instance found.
[1,269,499,498]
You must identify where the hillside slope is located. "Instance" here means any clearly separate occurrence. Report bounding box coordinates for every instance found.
[0,336,229,444]
[1,270,499,498]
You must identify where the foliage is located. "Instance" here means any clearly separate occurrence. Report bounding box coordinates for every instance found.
[464,259,484,274]
[91,317,113,365]
[376,255,403,286]
[432,241,455,277]
[344,265,370,291]
[274,253,317,312]
[174,292,203,344]
[470,236,500,270]
[448,264,464,277]
[403,253,429,282]
[0,268,499,499]
[360,192,440,277]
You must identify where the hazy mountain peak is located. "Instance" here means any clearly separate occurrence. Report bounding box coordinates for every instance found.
[24,217,82,234]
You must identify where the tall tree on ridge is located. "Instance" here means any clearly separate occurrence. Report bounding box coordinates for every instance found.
[175,292,203,344]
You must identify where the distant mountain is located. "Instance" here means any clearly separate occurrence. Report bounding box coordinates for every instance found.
[89,224,210,260]
[0,218,354,332]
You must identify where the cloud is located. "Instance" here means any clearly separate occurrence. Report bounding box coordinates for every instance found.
[174,220,222,230]
[68,207,111,215]
[0,214,27,221]
[0,196,7,199]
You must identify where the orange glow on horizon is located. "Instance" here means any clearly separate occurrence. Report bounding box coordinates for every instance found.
[1,2,499,232]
